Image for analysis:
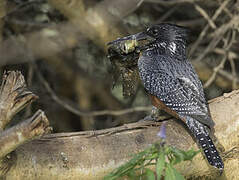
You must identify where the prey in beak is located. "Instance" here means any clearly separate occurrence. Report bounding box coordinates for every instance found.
[106,31,155,97]
[107,31,155,65]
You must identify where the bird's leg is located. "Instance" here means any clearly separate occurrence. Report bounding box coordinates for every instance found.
[151,106,163,120]
[142,106,172,121]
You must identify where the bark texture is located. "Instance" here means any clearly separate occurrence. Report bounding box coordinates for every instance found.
[3,90,239,180]
[0,71,50,177]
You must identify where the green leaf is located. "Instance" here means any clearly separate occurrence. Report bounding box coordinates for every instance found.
[171,167,185,180]
[169,147,200,165]
[156,152,165,180]
[127,170,136,180]
[182,148,200,161]
[145,168,156,180]
[103,145,156,180]
[165,163,174,180]
[104,143,198,180]
[169,147,184,164]
[165,163,185,180]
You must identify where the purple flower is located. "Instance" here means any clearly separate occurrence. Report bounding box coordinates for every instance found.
[157,121,166,139]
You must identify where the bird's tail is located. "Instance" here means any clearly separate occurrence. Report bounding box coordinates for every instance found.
[186,117,224,171]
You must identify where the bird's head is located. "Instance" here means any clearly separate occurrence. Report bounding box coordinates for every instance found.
[107,23,189,61]
[146,23,188,43]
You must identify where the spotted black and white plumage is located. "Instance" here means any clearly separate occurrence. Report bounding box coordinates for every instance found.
[137,23,224,170]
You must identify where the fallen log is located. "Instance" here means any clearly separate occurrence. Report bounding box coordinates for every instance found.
[3,90,239,179]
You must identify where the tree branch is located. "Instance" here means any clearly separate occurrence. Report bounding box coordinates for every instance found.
[0,71,38,130]
[2,90,239,179]
[0,110,50,158]
[0,71,50,177]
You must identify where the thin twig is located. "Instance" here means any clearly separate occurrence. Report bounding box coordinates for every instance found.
[194,4,216,29]
[203,55,227,89]
[228,57,237,90]
[203,30,236,88]
[35,65,152,117]
[155,5,179,23]
[218,69,239,84]
[194,15,239,62]
[24,63,34,118]
[213,48,238,59]
[189,0,231,56]
[145,0,197,5]
[223,7,233,18]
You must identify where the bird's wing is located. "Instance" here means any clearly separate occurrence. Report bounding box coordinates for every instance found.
[138,55,214,128]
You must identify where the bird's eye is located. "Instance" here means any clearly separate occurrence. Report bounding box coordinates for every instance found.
[152,29,158,35]
[149,28,159,36]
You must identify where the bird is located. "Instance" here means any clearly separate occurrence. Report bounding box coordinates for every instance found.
[107,23,224,171]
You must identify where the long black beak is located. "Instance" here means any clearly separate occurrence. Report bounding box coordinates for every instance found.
[107,31,154,58]
[107,32,147,46]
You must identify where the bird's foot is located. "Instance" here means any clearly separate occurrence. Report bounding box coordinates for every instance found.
[140,106,172,122]
[140,115,157,122]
